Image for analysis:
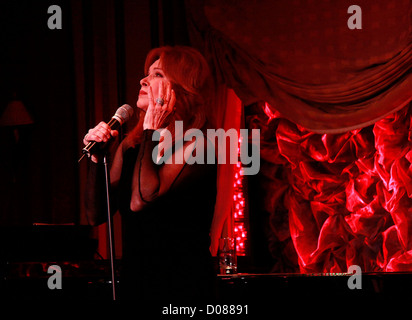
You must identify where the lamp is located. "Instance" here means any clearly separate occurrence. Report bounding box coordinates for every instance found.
[0,99,34,144]
[0,99,34,127]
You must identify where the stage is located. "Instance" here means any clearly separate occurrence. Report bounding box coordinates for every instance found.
[218,272,412,300]
[2,260,412,300]
[1,2,412,314]
[0,226,411,301]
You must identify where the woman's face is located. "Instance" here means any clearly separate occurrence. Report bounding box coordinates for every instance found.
[137,59,171,112]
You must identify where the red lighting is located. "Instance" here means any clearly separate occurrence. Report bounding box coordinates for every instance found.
[232,132,248,256]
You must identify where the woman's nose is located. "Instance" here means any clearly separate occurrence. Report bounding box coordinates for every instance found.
[140,76,149,87]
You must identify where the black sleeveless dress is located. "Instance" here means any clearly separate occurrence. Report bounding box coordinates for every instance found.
[117,146,217,301]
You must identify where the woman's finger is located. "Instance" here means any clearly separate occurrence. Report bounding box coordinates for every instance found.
[96,126,112,141]
[158,81,166,110]
[83,121,116,145]
[85,132,103,143]
[164,82,171,106]
[111,130,119,137]
[169,89,176,113]
[148,86,155,110]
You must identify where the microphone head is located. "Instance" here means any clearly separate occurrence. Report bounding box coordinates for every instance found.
[113,104,134,124]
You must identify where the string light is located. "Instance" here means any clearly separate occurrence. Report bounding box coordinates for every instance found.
[232,131,248,256]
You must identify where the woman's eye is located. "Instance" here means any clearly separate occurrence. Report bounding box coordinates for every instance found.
[155,72,163,78]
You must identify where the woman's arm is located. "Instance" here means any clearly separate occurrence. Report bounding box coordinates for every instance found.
[130,129,160,210]
[129,80,178,211]
[84,144,126,226]
[85,161,110,226]
[83,122,124,226]
[129,131,213,212]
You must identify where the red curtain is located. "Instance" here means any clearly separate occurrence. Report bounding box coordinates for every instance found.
[209,86,243,256]
[187,0,412,272]
[247,102,412,272]
[188,0,412,133]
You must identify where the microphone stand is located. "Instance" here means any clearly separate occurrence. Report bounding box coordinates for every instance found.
[103,154,117,300]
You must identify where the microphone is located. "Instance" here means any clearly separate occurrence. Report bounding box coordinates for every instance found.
[78,104,134,163]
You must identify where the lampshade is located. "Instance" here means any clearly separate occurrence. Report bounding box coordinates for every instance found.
[0,100,34,126]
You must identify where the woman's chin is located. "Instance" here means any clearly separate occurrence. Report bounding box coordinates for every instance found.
[136,102,148,112]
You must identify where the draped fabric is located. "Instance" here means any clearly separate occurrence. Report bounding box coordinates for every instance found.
[209,86,243,256]
[186,0,412,271]
[247,102,412,272]
[187,0,412,133]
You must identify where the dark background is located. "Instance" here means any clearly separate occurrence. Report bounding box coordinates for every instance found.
[0,0,191,226]
[2,0,411,278]
[0,0,275,272]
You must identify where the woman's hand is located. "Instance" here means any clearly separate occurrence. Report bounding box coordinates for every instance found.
[83,122,119,163]
[143,81,176,130]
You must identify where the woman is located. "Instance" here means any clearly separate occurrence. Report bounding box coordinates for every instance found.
[84,46,217,300]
